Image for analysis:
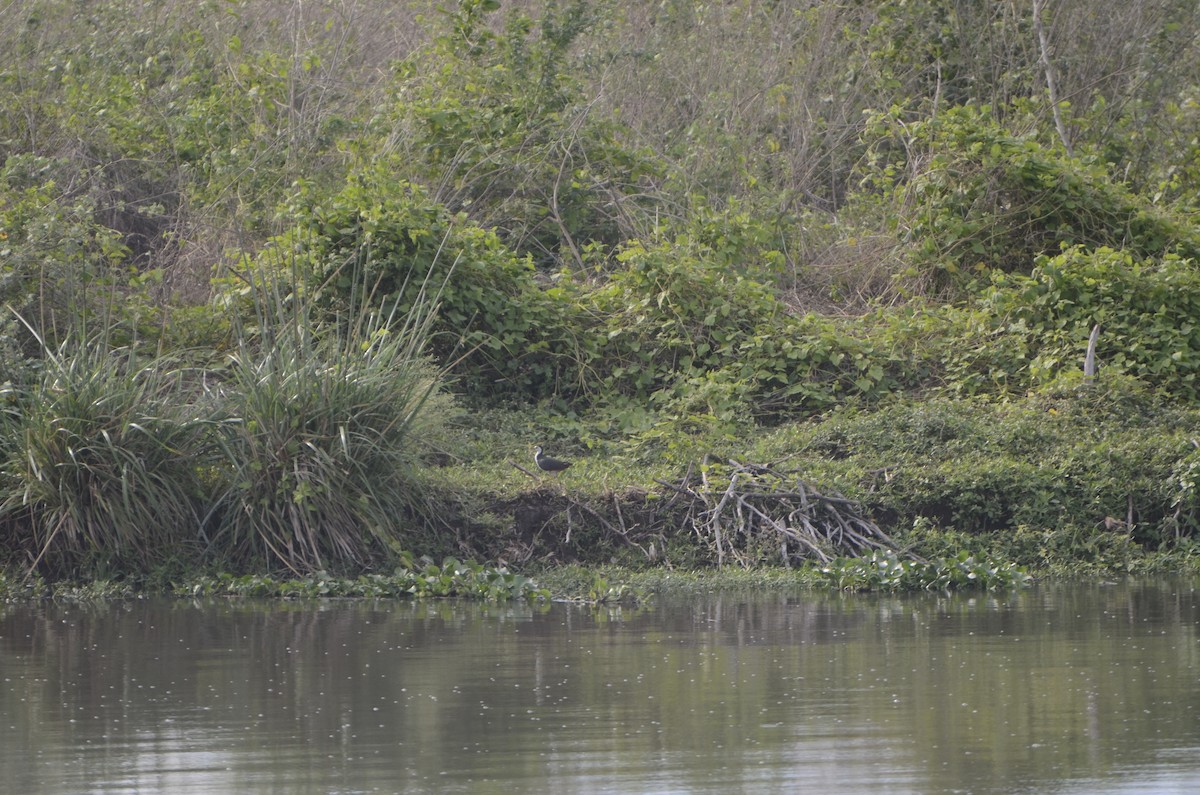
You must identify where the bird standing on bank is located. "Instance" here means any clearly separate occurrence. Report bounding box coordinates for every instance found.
[533,446,572,476]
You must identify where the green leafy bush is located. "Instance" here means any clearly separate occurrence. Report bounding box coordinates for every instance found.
[0,155,132,351]
[239,184,901,421]
[587,238,782,394]
[577,237,899,426]
[231,174,565,399]
[983,246,1200,398]
[855,105,1200,293]
[860,302,1034,398]
[756,393,1197,543]
[379,0,659,264]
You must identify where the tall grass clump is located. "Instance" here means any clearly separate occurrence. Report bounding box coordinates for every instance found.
[206,274,456,575]
[0,330,206,577]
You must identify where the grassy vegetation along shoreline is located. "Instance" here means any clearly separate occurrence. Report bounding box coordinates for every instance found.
[3,1,1200,595]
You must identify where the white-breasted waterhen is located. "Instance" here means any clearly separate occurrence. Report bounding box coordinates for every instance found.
[533,446,572,475]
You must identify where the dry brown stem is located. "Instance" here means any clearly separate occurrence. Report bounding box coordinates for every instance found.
[659,458,895,568]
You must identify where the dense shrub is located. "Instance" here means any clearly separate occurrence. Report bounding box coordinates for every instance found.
[230,173,564,400]
[861,302,1035,398]
[983,246,1200,399]
[559,236,900,438]
[756,389,1198,542]
[206,297,456,574]
[585,239,783,396]
[854,105,1200,294]
[0,3,386,271]
[378,0,660,264]
[0,155,131,352]
[238,184,900,421]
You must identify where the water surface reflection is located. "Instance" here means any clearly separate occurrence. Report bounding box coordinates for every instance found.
[2,580,1198,793]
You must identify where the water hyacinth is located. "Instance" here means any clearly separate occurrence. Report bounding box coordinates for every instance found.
[819,549,1032,592]
[183,556,548,601]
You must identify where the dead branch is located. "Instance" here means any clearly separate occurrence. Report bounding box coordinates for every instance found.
[511,458,896,568]
[671,460,898,568]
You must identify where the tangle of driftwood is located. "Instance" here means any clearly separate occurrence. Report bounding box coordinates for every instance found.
[656,458,896,568]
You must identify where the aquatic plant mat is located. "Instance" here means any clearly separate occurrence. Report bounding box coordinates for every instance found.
[658,460,897,567]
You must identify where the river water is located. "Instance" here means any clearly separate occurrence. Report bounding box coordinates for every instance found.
[2,579,1198,794]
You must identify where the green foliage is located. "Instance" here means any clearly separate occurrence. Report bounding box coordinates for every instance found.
[175,41,353,232]
[993,525,1145,574]
[11,22,187,259]
[854,2,1036,113]
[856,105,1200,293]
[5,1,1200,586]
[756,393,1198,544]
[818,549,1031,592]
[580,572,640,604]
[236,173,567,399]
[243,188,903,423]
[401,555,549,601]
[860,301,1033,398]
[0,0,383,306]
[380,0,658,263]
[0,332,207,577]
[0,155,131,350]
[587,237,782,395]
[572,236,899,432]
[0,570,47,602]
[983,246,1200,398]
[184,556,549,601]
[49,579,136,600]
[887,520,1149,574]
[1168,447,1200,539]
[206,285,456,574]
[663,198,793,276]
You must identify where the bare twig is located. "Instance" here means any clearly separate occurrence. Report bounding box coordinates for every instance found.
[674,460,898,568]
[1084,323,1100,381]
[1034,0,1073,156]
